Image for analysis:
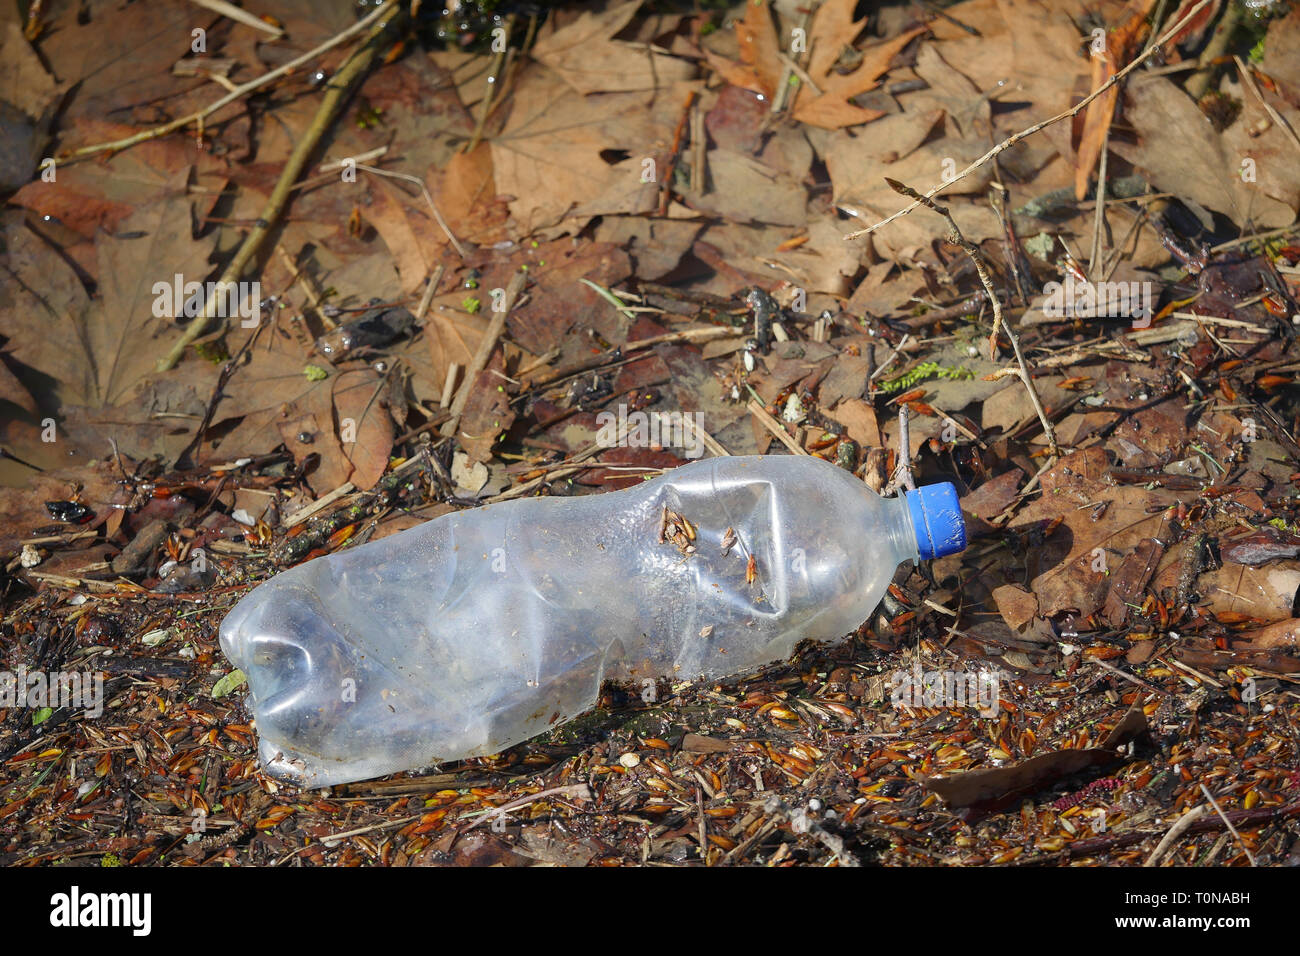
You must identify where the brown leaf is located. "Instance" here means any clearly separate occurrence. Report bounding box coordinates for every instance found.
[8,181,133,239]
[1099,537,1165,627]
[793,26,926,130]
[1074,1,1154,200]
[960,468,1023,521]
[0,169,219,410]
[333,371,395,490]
[456,351,514,465]
[1198,561,1300,624]
[488,68,685,236]
[0,459,127,561]
[0,352,36,415]
[0,21,64,121]
[921,705,1148,812]
[1222,528,1300,566]
[208,336,393,491]
[362,179,439,295]
[992,584,1039,631]
[734,0,784,100]
[1016,449,1180,619]
[1112,76,1298,228]
[531,1,695,95]
[827,397,880,448]
[1234,618,1300,651]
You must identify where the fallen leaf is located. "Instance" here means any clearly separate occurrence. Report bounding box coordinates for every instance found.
[733,0,784,99]
[531,1,695,95]
[921,704,1148,812]
[1112,75,1299,229]
[489,67,692,236]
[993,584,1039,630]
[1074,1,1154,200]
[793,23,926,130]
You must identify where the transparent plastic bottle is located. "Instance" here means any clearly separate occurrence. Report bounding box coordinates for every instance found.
[219,454,966,787]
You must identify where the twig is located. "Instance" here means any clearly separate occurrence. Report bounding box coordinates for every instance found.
[1144,803,1206,866]
[172,320,268,467]
[283,483,357,528]
[1198,782,1257,866]
[439,364,460,409]
[465,14,515,154]
[747,399,807,456]
[319,813,423,847]
[887,406,916,493]
[188,0,284,37]
[884,178,1060,456]
[524,326,742,389]
[155,8,404,371]
[684,416,731,457]
[867,333,911,384]
[690,100,707,193]
[843,0,1215,240]
[442,271,528,442]
[1186,0,1240,102]
[415,264,445,323]
[356,164,467,259]
[61,1,396,162]
[317,146,389,171]
[660,90,697,216]
[1234,55,1300,157]
[276,243,332,330]
[1090,657,1169,696]
[1087,128,1110,280]
[464,784,592,830]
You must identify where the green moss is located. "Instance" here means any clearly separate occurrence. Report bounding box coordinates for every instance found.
[878,361,974,394]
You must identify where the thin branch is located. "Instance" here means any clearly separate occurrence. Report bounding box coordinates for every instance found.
[886,406,916,494]
[156,6,405,370]
[1144,803,1206,866]
[441,271,529,443]
[884,177,1060,457]
[61,1,397,162]
[1198,782,1257,866]
[356,164,467,259]
[187,0,284,38]
[1087,127,1110,280]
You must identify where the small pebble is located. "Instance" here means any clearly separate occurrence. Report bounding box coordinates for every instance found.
[619,752,640,768]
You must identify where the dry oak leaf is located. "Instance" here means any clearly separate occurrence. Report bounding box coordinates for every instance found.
[792,2,925,130]
[731,0,784,99]
[362,145,507,295]
[490,66,692,236]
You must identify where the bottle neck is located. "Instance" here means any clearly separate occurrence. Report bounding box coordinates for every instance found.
[887,492,922,565]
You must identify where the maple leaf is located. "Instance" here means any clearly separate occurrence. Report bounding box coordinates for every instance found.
[0,169,217,410]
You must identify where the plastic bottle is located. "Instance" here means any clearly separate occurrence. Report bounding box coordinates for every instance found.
[219,454,966,787]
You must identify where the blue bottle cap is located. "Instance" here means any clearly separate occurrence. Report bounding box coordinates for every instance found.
[905,482,967,560]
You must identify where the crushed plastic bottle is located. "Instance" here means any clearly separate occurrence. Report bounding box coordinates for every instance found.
[219,454,966,787]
